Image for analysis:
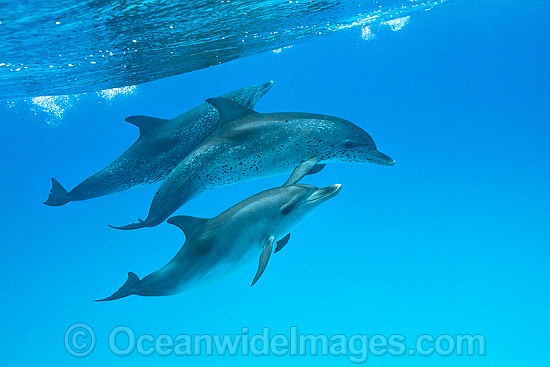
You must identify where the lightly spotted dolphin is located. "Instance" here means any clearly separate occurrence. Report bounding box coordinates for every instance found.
[97,183,341,301]
[43,81,274,206]
[112,97,395,230]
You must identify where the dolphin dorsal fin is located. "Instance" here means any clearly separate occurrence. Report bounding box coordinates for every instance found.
[125,115,168,136]
[167,215,208,238]
[206,97,257,123]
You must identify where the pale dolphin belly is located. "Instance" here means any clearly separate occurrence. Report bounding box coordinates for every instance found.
[136,235,261,296]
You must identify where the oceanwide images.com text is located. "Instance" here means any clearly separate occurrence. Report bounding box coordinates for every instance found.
[65,324,486,362]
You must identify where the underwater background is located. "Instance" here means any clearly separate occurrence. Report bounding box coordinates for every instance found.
[1,0,549,365]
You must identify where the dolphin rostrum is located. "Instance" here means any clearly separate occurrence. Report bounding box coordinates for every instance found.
[43,82,273,206]
[113,97,394,230]
[97,183,341,301]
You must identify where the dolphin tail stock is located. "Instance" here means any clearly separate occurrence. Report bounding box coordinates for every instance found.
[43,178,71,206]
[96,272,140,302]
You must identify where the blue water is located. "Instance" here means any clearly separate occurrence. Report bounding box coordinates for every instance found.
[1,0,549,366]
[0,0,446,98]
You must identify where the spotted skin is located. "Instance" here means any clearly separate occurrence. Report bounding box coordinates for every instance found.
[114,106,394,230]
[44,82,273,205]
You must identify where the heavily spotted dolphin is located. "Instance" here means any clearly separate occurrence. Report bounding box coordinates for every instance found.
[113,97,394,230]
[43,81,273,206]
[98,183,341,301]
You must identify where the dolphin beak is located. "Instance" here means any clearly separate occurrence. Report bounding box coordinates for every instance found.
[305,184,342,204]
[258,80,274,95]
[367,149,395,166]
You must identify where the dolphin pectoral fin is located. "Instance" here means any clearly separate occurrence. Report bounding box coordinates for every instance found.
[125,115,168,137]
[274,233,291,253]
[206,97,258,123]
[167,215,208,239]
[283,158,321,187]
[251,237,274,286]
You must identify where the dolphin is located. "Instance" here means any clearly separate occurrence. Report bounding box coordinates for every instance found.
[43,81,274,206]
[113,97,394,230]
[97,183,341,301]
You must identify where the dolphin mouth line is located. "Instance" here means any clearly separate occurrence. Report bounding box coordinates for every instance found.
[366,158,396,166]
[305,184,342,204]
[367,149,396,166]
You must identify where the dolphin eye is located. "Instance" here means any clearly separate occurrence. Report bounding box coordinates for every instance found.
[344,140,355,148]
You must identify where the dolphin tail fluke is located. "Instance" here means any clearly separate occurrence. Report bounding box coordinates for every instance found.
[43,178,70,206]
[96,272,140,302]
[109,219,149,230]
